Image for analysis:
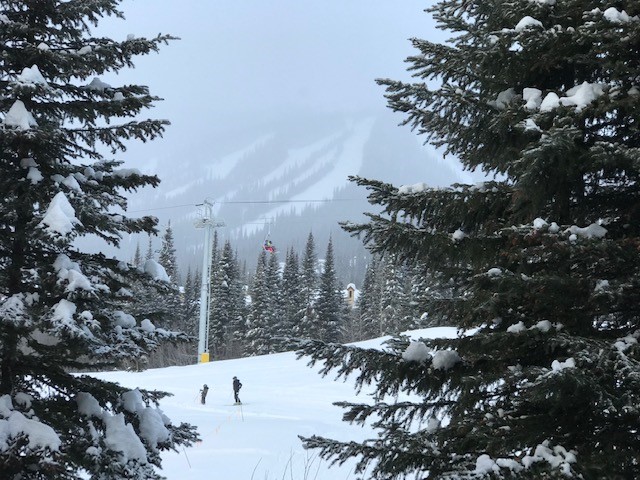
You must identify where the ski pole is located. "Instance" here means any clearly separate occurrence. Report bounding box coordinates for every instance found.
[182,446,192,468]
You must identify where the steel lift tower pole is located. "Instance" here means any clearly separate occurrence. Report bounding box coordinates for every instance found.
[194,200,224,363]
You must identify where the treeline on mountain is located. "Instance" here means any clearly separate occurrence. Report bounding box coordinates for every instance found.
[134,224,445,368]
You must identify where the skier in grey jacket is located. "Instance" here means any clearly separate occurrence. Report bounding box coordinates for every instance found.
[232,376,242,404]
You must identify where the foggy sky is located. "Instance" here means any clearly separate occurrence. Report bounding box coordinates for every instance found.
[85,1,461,265]
[98,0,445,170]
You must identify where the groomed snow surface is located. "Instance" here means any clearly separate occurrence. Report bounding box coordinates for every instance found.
[89,327,460,479]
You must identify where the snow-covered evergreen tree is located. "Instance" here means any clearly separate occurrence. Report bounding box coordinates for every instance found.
[157,221,178,283]
[144,234,154,261]
[156,221,181,324]
[180,265,199,338]
[298,1,640,478]
[142,222,189,367]
[0,1,197,477]
[296,232,319,338]
[356,254,421,337]
[315,238,345,343]
[210,230,220,276]
[300,231,318,307]
[127,259,177,338]
[355,255,383,339]
[209,240,245,359]
[179,266,201,341]
[280,247,305,349]
[208,242,228,359]
[132,241,143,269]
[246,250,274,355]
[377,253,412,335]
[225,251,248,359]
[265,248,284,348]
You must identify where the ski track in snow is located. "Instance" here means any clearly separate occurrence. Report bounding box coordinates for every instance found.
[239,117,375,237]
[260,130,345,186]
[205,133,275,180]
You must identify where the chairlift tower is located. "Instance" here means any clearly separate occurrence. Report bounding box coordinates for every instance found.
[194,200,224,363]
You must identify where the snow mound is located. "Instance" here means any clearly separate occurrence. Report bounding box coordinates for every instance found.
[402,341,430,362]
[143,259,170,282]
[432,350,460,370]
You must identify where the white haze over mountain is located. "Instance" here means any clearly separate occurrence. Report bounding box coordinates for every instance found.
[86,1,481,275]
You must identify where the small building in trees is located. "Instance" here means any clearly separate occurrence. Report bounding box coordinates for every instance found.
[344,283,359,309]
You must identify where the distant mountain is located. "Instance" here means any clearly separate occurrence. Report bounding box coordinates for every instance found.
[115,110,475,284]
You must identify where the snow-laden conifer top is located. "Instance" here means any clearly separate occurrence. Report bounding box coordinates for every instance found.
[3,100,38,129]
[16,65,47,85]
[38,192,81,236]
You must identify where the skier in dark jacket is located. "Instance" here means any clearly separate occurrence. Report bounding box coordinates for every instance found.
[232,376,242,404]
[200,384,209,405]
